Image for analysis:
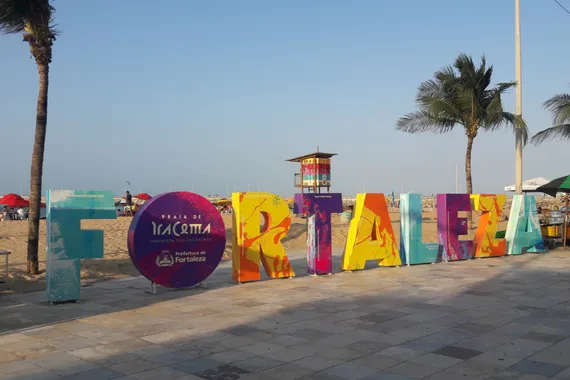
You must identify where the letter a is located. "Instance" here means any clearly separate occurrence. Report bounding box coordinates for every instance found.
[232,192,294,283]
[505,194,545,255]
[341,193,401,271]
[471,194,506,257]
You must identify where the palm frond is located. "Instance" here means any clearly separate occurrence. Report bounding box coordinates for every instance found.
[396,110,456,134]
[492,81,517,94]
[434,65,456,84]
[543,94,570,126]
[483,112,528,146]
[397,53,522,142]
[530,124,570,145]
[0,0,56,44]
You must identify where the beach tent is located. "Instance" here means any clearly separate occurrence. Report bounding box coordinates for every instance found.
[504,177,550,192]
[0,193,29,207]
[214,198,231,206]
[134,193,152,201]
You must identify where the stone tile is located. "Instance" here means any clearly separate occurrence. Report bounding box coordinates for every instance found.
[350,353,402,370]
[268,334,308,347]
[492,339,553,359]
[66,367,124,380]
[528,340,570,365]
[233,356,286,372]
[169,358,223,374]
[522,332,565,343]
[455,322,495,334]
[386,361,441,379]
[293,355,344,371]
[239,342,284,356]
[319,346,366,361]
[378,347,422,361]
[69,345,139,366]
[343,340,391,356]
[554,366,570,379]
[360,372,414,380]
[488,371,549,380]
[507,359,567,377]
[3,368,63,380]
[314,334,362,347]
[433,345,483,360]
[130,366,190,380]
[410,353,463,369]
[0,350,21,364]
[358,311,408,324]
[195,364,249,380]
[258,362,315,380]
[49,336,100,351]
[206,349,257,364]
[143,351,191,366]
[468,351,522,369]
[424,369,491,380]
[108,358,161,375]
[321,362,378,380]
[1,360,42,375]
[260,343,322,362]
[28,351,100,376]
[290,329,331,341]
[454,335,513,352]
[445,360,504,378]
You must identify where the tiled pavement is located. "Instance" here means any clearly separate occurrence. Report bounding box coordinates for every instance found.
[1,250,570,379]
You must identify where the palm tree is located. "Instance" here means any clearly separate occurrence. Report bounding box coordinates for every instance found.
[0,0,56,274]
[531,94,570,145]
[396,54,527,213]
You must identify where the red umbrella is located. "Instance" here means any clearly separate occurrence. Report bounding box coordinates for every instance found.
[0,193,29,207]
[134,193,152,201]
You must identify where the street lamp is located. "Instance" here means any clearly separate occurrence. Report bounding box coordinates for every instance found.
[515,0,523,195]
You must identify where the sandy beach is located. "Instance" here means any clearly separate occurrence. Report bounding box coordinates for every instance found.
[0,211,499,294]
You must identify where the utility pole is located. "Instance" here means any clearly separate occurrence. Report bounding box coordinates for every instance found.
[455,164,459,193]
[515,0,523,195]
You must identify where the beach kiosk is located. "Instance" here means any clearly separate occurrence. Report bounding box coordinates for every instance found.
[286,149,336,194]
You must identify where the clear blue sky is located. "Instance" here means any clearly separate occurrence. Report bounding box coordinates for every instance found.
[1,0,569,197]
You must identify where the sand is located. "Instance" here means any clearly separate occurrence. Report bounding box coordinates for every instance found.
[0,212,496,294]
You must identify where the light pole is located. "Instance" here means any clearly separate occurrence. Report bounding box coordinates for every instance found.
[515,0,523,195]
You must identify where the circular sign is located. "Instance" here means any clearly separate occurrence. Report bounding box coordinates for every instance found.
[127,192,226,288]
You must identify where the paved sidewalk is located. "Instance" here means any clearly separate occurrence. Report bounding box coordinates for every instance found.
[1,250,570,379]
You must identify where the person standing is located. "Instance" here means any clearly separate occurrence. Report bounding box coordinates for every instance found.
[125,191,133,217]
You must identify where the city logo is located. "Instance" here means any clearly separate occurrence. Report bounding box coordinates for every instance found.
[156,252,174,267]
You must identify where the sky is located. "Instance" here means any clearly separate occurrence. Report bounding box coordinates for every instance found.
[1,0,570,197]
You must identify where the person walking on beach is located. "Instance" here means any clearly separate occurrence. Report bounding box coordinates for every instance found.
[125,191,133,217]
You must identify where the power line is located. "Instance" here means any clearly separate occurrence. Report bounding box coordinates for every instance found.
[554,0,570,16]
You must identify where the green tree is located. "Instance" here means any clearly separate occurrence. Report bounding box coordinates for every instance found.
[531,94,570,145]
[0,0,56,274]
[396,54,527,208]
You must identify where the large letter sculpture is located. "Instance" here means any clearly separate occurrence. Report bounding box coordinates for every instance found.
[342,193,400,270]
[294,193,343,275]
[436,194,473,261]
[472,194,506,257]
[400,193,439,265]
[46,190,116,303]
[505,194,545,255]
[232,192,294,283]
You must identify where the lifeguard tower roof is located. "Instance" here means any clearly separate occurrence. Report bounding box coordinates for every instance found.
[285,152,337,162]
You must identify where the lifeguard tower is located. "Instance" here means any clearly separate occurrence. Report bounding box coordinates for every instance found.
[286,148,336,194]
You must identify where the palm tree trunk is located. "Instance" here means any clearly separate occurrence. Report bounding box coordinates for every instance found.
[465,135,474,229]
[26,63,49,275]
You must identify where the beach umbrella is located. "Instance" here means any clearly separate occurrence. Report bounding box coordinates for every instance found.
[0,193,29,207]
[134,193,152,201]
[535,175,570,197]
